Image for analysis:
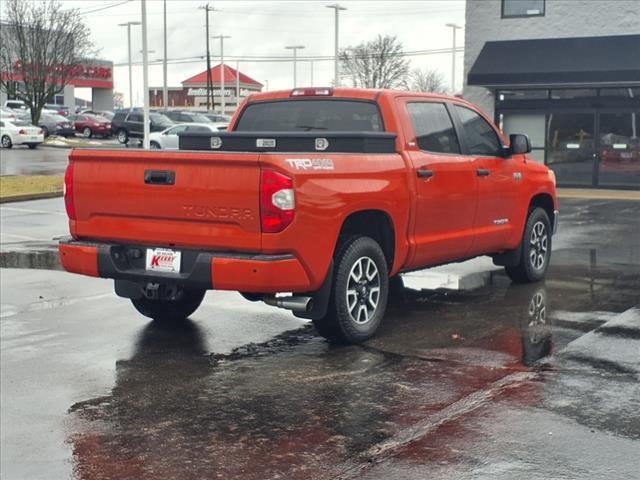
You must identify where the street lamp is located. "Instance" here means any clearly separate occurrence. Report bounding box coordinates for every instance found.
[118,21,141,108]
[285,45,305,88]
[326,4,346,87]
[212,35,231,114]
[141,0,150,149]
[445,23,462,94]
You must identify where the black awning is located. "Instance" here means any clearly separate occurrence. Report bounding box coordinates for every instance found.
[467,34,640,87]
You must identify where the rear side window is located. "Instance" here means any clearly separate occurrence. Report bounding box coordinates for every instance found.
[185,125,210,133]
[235,100,383,132]
[454,105,503,156]
[407,102,460,154]
[129,113,142,122]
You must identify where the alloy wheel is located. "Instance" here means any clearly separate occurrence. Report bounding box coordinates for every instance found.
[529,221,548,270]
[346,256,380,324]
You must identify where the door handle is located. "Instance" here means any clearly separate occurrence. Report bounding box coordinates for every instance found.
[476,168,490,177]
[144,170,175,185]
[417,169,434,178]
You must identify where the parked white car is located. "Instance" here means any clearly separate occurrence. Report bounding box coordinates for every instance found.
[0,119,44,149]
[149,122,227,150]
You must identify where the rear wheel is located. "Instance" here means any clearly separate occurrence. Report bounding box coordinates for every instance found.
[1,135,12,148]
[312,236,389,344]
[131,288,205,322]
[41,126,49,137]
[83,127,92,138]
[27,144,37,149]
[117,129,129,144]
[505,207,552,284]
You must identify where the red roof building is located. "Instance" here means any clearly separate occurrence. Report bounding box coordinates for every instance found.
[149,64,263,114]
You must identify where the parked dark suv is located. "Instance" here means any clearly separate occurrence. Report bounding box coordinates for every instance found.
[164,111,212,124]
[111,111,174,144]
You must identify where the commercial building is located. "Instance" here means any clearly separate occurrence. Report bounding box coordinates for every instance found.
[463,0,640,188]
[1,58,114,111]
[149,64,263,114]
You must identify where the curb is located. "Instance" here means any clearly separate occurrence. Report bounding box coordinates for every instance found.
[557,188,640,201]
[0,191,63,204]
[0,248,61,270]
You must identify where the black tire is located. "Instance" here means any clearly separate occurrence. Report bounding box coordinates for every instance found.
[117,129,129,144]
[83,127,92,138]
[312,235,389,344]
[150,141,161,149]
[1,135,12,148]
[505,207,552,284]
[131,289,205,322]
[27,144,37,149]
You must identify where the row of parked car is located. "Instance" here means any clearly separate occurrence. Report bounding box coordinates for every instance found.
[0,100,231,149]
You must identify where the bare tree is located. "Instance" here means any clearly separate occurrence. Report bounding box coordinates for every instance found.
[405,68,448,94]
[339,35,409,89]
[0,0,93,123]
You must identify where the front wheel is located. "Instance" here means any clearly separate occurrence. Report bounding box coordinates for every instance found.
[1,135,12,148]
[312,236,389,344]
[150,141,161,149]
[83,127,92,138]
[505,207,552,284]
[131,288,205,322]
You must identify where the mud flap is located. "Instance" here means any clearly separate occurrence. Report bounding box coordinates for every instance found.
[293,261,334,321]
[492,243,523,267]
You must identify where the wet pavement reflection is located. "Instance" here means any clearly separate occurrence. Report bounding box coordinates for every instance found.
[66,242,640,479]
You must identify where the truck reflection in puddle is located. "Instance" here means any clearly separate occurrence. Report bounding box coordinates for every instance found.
[66,273,559,480]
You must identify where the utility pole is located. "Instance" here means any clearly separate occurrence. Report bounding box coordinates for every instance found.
[445,23,462,94]
[163,0,168,111]
[264,79,269,92]
[141,0,150,149]
[199,4,216,110]
[118,21,141,108]
[213,34,231,114]
[326,4,346,87]
[285,45,305,88]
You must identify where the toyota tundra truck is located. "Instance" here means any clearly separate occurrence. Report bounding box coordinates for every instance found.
[59,87,558,344]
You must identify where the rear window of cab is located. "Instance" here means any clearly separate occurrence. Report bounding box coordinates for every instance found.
[235,100,384,132]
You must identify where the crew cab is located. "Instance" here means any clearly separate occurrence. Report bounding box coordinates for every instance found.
[59,88,558,344]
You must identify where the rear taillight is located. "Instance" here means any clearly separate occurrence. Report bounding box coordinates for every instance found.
[64,161,76,220]
[18,129,26,135]
[260,169,294,233]
[290,87,333,97]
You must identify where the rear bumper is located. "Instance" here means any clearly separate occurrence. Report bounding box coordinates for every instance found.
[58,238,312,293]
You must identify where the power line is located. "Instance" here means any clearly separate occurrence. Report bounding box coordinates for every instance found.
[113,46,464,67]
[76,0,132,16]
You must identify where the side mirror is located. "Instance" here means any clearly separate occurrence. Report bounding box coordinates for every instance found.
[509,134,532,155]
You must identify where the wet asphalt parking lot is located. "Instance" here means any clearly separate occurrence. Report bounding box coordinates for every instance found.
[1,198,639,479]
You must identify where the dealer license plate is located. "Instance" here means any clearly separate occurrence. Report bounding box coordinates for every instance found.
[145,248,181,273]
[29,136,38,141]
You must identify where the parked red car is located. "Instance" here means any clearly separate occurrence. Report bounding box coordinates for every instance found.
[69,113,112,138]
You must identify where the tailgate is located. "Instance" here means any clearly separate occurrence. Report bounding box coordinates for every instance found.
[70,149,261,251]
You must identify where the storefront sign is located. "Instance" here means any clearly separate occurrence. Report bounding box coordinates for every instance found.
[187,87,251,97]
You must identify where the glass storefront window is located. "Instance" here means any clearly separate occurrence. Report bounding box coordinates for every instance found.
[599,88,640,98]
[547,113,595,185]
[502,112,546,163]
[498,90,548,101]
[598,112,640,187]
[550,89,597,99]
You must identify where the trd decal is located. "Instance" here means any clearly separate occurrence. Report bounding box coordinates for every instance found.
[285,158,335,171]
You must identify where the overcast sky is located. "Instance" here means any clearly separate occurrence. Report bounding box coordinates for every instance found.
[60,0,466,105]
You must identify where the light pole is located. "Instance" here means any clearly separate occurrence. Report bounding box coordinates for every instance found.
[163,0,168,111]
[264,79,269,92]
[310,60,314,86]
[213,35,231,114]
[446,23,462,94]
[118,21,141,108]
[326,4,346,87]
[235,59,240,112]
[285,45,305,88]
[141,0,150,149]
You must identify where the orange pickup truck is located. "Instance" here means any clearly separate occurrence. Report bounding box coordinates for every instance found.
[59,88,558,344]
